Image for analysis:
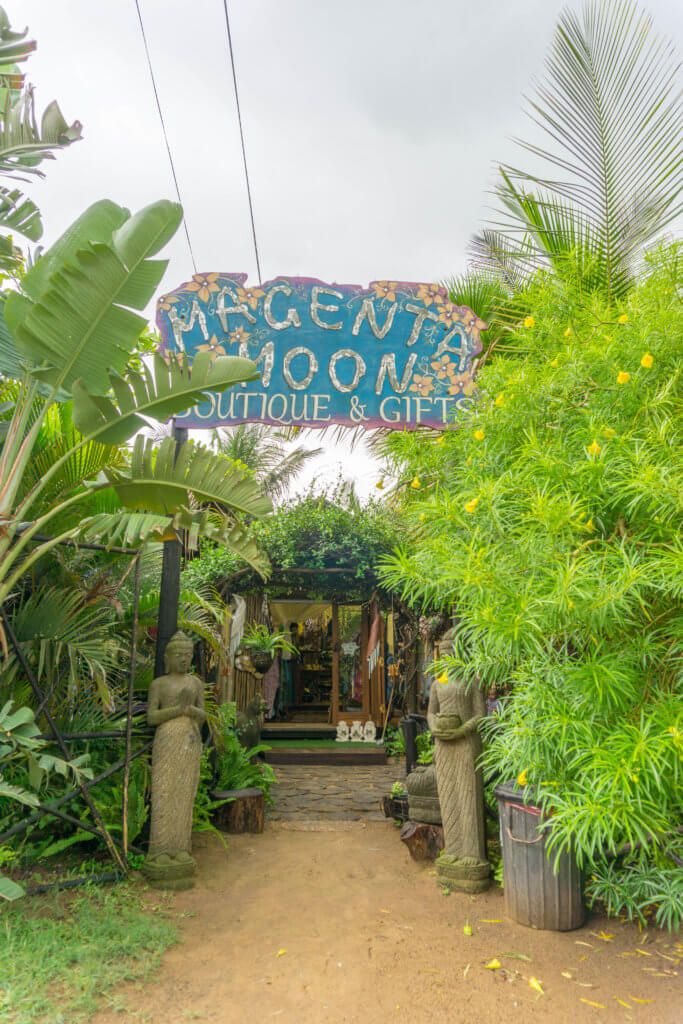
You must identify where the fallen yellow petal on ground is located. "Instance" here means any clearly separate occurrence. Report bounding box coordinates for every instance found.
[615,998,632,1009]
[630,996,655,1004]
[590,930,614,942]
[529,977,544,995]
[463,923,473,936]
[580,998,606,1009]
[479,919,503,923]
[276,948,287,957]
[485,959,502,970]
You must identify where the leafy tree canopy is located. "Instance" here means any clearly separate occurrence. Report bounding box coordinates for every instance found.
[379,246,682,927]
[183,483,400,603]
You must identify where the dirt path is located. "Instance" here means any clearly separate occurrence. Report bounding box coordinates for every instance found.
[94,820,680,1024]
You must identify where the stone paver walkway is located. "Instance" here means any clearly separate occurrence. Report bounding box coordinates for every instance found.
[268,763,401,821]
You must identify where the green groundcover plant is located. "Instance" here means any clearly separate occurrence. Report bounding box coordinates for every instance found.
[379,246,682,928]
[0,883,177,1023]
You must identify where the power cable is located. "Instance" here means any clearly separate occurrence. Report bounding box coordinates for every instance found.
[221,0,262,284]
[132,0,198,274]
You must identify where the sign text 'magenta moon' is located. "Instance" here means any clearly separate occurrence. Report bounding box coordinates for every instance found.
[157,274,486,430]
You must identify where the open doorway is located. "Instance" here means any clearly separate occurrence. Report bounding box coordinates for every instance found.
[269,601,334,723]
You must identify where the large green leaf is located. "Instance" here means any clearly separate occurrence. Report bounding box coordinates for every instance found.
[4,200,182,395]
[20,199,128,303]
[103,436,273,519]
[0,875,24,901]
[0,185,41,240]
[78,506,270,578]
[0,294,22,378]
[0,88,81,179]
[72,350,260,445]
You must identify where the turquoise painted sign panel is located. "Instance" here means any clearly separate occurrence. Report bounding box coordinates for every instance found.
[156,274,486,430]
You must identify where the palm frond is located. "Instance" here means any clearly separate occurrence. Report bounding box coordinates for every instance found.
[494,0,683,297]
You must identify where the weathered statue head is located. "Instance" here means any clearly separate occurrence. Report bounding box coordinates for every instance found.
[164,631,194,674]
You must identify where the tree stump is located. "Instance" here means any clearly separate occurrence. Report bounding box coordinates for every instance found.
[211,788,265,834]
[400,820,444,861]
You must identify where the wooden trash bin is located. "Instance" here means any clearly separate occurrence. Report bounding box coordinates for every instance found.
[495,781,586,931]
[211,787,265,834]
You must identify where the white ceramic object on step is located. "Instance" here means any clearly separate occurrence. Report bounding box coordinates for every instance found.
[363,721,377,743]
[336,721,350,742]
[350,721,363,742]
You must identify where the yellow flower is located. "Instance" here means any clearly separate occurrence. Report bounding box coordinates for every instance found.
[464,497,480,514]
[640,352,653,369]
[616,370,631,385]
[523,316,535,329]
[375,479,385,490]
[436,671,449,685]
[410,477,421,489]
[603,427,617,439]
[435,435,445,445]
[587,440,602,457]
[416,282,445,307]
[409,373,435,397]
[185,272,220,303]
[564,326,572,337]
[585,518,595,532]
[430,354,454,380]
[550,357,559,369]
[494,393,505,407]
[419,512,426,522]
[372,281,399,303]
[516,769,528,787]
[228,326,251,346]
[235,285,265,310]
[196,334,227,356]
[617,313,629,324]
[473,428,485,441]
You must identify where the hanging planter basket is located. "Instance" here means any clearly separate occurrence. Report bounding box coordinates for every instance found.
[250,650,274,674]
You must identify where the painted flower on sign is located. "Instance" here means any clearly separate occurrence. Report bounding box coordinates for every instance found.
[197,334,226,356]
[409,374,435,397]
[236,285,265,310]
[372,281,399,302]
[417,282,445,307]
[447,371,476,396]
[435,300,464,329]
[157,294,179,312]
[430,354,454,379]
[185,273,221,303]
[228,326,251,346]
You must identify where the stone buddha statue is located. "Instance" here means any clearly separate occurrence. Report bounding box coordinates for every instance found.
[427,629,490,893]
[142,631,206,890]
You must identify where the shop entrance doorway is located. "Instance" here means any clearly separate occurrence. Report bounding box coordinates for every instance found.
[268,601,375,726]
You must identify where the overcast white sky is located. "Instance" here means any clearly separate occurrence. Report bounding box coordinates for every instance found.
[21,0,683,497]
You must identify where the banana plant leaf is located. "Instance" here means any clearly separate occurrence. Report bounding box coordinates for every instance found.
[0,185,40,240]
[4,200,181,395]
[78,505,270,579]
[72,350,260,445]
[103,436,273,519]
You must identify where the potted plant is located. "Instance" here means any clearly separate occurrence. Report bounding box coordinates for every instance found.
[240,624,298,674]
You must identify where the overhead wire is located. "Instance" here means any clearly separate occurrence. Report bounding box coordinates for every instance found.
[220,0,263,284]
[132,0,198,275]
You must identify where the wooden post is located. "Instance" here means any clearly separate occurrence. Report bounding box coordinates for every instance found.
[122,553,141,856]
[154,423,188,677]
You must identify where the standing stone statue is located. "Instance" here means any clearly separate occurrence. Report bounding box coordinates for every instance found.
[428,632,490,893]
[142,631,206,890]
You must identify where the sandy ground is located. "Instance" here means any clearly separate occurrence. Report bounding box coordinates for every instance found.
[93,820,681,1024]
